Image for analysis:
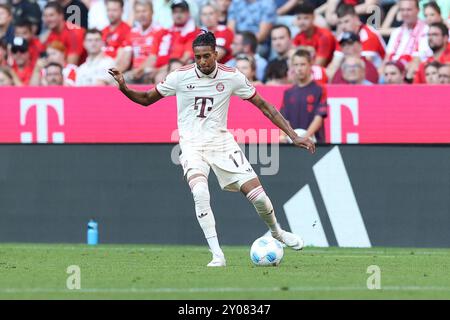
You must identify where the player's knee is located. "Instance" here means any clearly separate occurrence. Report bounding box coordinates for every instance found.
[189,176,210,206]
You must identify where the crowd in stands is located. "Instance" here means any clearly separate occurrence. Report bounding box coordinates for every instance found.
[0,0,449,87]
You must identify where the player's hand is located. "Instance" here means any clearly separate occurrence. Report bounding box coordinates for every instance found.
[292,136,316,154]
[108,68,125,88]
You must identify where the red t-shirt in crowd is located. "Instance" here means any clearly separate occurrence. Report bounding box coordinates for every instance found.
[28,37,45,65]
[413,43,450,83]
[293,26,337,66]
[130,25,160,68]
[45,22,86,64]
[102,21,132,58]
[12,62,34,85]
[151,19,199,68]
[332,56,379,84]
[210,25,234,64]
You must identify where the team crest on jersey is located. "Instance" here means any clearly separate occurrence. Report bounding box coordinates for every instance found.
[216,82,225,92]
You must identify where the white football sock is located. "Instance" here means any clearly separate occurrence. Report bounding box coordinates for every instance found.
[189,175,224,257]
[246,186,282,235]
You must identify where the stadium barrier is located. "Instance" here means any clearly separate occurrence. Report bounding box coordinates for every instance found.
[0,144,449,247]
[0,85,449,144]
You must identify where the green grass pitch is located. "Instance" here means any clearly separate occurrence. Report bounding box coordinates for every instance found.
[1,244,450,299]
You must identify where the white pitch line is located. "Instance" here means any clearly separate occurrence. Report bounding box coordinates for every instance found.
[1,286,450,294]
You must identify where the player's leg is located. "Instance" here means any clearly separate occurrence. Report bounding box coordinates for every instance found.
[187,170,226,267]
[241,177,304,250]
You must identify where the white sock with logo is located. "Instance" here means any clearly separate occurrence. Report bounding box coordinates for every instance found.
[189,175,224,258]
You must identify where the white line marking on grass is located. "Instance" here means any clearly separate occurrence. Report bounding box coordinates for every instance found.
[2,286,450,294]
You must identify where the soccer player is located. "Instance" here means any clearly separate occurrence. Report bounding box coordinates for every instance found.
[108,32,315,267]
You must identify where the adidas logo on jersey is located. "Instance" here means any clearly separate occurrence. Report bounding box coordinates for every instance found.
[197,212,208,218]
[187,84,195,90]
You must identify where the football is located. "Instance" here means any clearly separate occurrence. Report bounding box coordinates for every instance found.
[250,236,284,266]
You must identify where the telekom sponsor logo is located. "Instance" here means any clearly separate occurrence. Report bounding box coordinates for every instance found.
[20,98,65,143]
[328,98,359,144]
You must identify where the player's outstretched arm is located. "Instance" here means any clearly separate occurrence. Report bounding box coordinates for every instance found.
[249,93,316,154]
[108,68,163,106]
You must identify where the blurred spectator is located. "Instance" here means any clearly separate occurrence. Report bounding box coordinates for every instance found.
[216,0,231,25]
[200,2,234,64]
[124,0,160,83]
[10,36,34,85]
[10,0,42,35]
[88,0,133,30]
[42,2,86,66]
[152,0,199,28]
[265,58,289,85]
[328,32,379,83]
[414,22,449,83]
[167,57,183,72]
[235,53,262,85]
[385,0,431,77]
[424,60,441,83]
[102,0,132,72]
[340,56,373,85]
[43,62,64,85]
[227,0,276,45]
[325,0,379,28]
[77,29,115,85]
[335,4,386,68]
[58,0,89,29]
[226,31,267,81]
[30,40,77,85]
[438,63,450,83]
[279,49,328,144]
[383,60,406,84]
[288,45,328,85]
[0,66,20,85]
[0,4,14,44]
[420,0,450,24]
[292,2,337,67]
[423,1,445,25]
[269,24,292,61]
[14,18,44,65]
[141,0,199,83]
[0,39,6,65]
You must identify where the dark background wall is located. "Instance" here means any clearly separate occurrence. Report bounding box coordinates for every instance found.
[0,144,449,247]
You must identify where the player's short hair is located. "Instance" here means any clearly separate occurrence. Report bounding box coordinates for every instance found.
[193,30,216,51]
[85,28,103,39]
[239,31,258,54]
[292,48,312,64]
[45,62,64,72]
[44,2,64,14]
[429,22,449,37]
[292,2,315,15]
[271,24,291,39]
[337,3,357,18]
[106,0,124,8]
[424,1,441,14]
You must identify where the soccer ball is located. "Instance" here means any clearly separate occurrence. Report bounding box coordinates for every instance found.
[250,236,284,266]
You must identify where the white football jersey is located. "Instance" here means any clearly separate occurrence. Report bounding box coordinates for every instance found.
[156,63,256,148]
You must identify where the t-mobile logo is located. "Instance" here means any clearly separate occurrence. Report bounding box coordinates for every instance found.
[328,98,359,144]
[20,98,65,143]
[282,146,371,247]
